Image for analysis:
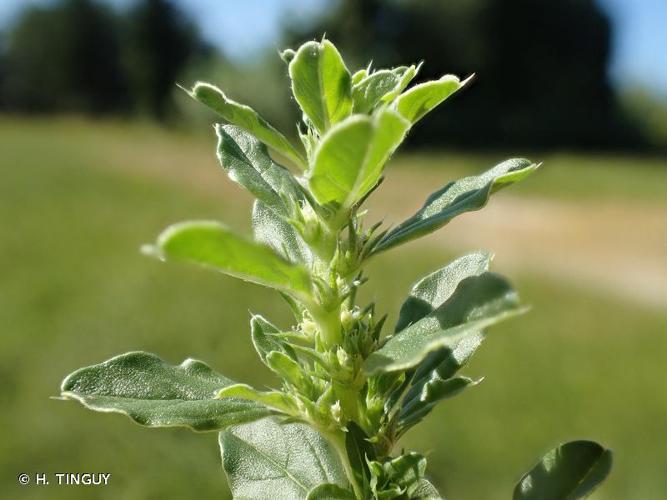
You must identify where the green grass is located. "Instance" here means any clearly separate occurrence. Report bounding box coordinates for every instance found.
[1,118,666,499]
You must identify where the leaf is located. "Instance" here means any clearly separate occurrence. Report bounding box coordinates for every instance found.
[513,441,613,500]
[309,109,409,212]
[289,39,353,132]
[372,159,538,254]
[394,74,469,124]
[189,82,306,168]
[220,418,348,499]
[60,352,270,431]
[250,314,297,365]
[398,376,480,429]
[364,272,524,375]
[395,252,492,333]
[345,422,376,487]
[216,125,303,213]
[307,484,356,499]
[412,479,443,499]
[217,384,296,415]
[397,253,490,406]
[152,221,312,299]
[266,350,309,389]
[369,452,428,498]
[352,65,418,113]
[252,200,312,265]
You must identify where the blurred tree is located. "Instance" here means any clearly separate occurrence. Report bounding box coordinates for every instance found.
[0,0,206,120]
[288,0,644,150]
[1,0,128,114]
[122,0,205,120]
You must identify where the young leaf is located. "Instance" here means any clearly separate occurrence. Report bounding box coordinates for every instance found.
[217,384,297,415]
[60,352,271,431]
[289,39,353,132]
[216,125,304,214]
[266,350,308,388]
[306,484,356,499]
[220,418,348,499]
[513,441,613,500]
[372,159,538,254]
[352,65,418,113]
[309,109,409,213]
[364,272,524,375]
[345,422,376,487]
[152,221,312,299]
[189,82,306,168]
[252,200,313,265]
[250,314,297,365]
[394,74,469,124]
[399,376,480,429]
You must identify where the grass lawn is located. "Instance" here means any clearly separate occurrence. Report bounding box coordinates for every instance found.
[1,118,666,499]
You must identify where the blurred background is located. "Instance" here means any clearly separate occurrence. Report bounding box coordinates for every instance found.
[1,0,665,499]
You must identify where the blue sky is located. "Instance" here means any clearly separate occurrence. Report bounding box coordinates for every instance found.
[1,0,665,97]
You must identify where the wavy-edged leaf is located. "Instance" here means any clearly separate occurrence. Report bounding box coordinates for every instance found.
[289,39,352,132]
[309,109,409,212]
[189,82,305,168]
[307,483,356,499]
[369,452,428,499]
[372,159,538,254]
[152,221,312,299]
[60,352,270,431]
[352,65,418,113]
[514,441,613,500]
[250,314,297,365]
[395,74,469,124]
[364,272,524,375]
[216,125,304,214]
[217,384,296,415]
[252,200,313,265]
[220,418,348,499]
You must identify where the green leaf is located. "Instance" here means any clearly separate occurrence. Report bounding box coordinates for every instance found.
[394,74,469,124]
[152,221,312,299]
[250,314,297,365]
[395,252,492,332]
[189,82,306,168]
[412,479,443,499]
[252,200,313,265]
[220,418,348,499]
[60,352,270,431]
[514,441,613,500]
[372,159,538,254]
[399,376,480,429]
[381,63,422,103]
[309,109,409,212]
[217,384,296,415]
[289,39,353,132]
[307,484,356,499]
[364,272,524,375]
[369,452,429,499]
[345,422,376,487]
[216,125,303,213]
[352,65,418,113]
[266,351,308,388]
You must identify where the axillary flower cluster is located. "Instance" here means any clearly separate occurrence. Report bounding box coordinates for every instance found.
[60,38,612,500]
